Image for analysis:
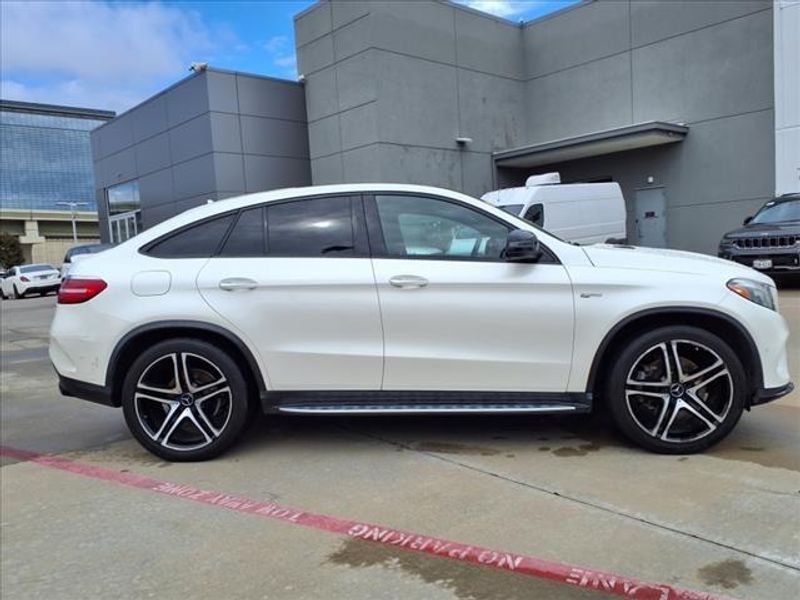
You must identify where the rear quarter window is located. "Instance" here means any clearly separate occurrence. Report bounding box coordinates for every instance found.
[145,214,236,258]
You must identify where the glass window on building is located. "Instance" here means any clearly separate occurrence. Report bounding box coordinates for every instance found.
[106,180,142,244]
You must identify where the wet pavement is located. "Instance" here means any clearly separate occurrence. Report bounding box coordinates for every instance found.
[1,288,798,599]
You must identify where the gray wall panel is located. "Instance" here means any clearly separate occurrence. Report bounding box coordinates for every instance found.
[241,116,310,158]
[294,0,332,47]
[137,169,175,208]
[632,9,773,124]
[377,144,462,190]
[375,52,458,149]
[311,154,344,183]
[369,1,456,64]
[631,1,769,47]
[134,132,171,176]
[331,0,369,29]
[206,70,240,114]
[333,12,371,62]
[171,154,217,201]
[523,0,630,78]
[456,70,526,153]
[165,73,209,127]
[99,147,137,187]
[209,112,243,154]
[297,33,335,75]
[341,143,380,181]
[525,53,632,143]
[455,9,523,80]
[141,201,178,230]
[96,116,135,158]
[335,51,377,111]
[131,97,168,143]
[213,153,246,194]
[459,151,495,198]
[304,67,340,121]
[243,155,312,192]
[236,76,307,122]
[308,114,342,159]
[339,102,378,151]
[168,114,213,165]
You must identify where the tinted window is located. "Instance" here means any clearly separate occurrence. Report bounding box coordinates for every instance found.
[267,197,355,257]
[523,203,544,226]
[220,207,265,257]
[147,214,235,258]
[751,199,800,224]
[375,195,509,259]
[499,204,524,216]
[20,264,55,273]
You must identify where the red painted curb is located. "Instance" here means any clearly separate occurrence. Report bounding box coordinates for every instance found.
[1,445,735,600]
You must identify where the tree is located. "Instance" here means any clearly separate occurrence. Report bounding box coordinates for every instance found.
[0,232,24,269]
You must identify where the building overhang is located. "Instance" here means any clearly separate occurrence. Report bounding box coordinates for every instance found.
[0,208,98,222]
[493,121,689,169]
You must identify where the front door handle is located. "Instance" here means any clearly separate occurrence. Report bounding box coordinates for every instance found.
[219,277,258,291]
[388,275,429,289]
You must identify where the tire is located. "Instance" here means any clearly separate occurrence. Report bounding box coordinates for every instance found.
[121,338,252,461]
[605,326,746,454]
[13,285,23,299]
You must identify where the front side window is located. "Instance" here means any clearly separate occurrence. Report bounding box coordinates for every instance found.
[266,196,356,257]
[523,203,544,227]
[375,195,509,259]
[146,214,236,258]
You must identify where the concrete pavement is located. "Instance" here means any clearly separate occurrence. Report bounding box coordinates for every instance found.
[1,291,798,599]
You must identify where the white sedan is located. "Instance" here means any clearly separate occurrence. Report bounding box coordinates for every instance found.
[1,264,61,299]
[50,183,793,461]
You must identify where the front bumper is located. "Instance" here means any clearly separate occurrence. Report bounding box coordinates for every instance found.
[752,382,794,407]
[58,373,116,407]
[719,246,800,273]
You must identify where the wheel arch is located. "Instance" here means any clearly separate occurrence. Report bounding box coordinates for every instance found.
[106,321,267,408]
[587,308,763,406]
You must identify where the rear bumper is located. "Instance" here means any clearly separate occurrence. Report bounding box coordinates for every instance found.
[58,374,116,407]
[752,382,794,407]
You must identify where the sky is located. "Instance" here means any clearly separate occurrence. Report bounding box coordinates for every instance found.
[0,1,580,114]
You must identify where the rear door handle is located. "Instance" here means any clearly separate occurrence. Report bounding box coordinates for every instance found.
[388,275,429,289]
[219,277,258,291]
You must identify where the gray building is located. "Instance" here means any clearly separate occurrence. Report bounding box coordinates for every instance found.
[93,0,799,254]
[91,70,310,244]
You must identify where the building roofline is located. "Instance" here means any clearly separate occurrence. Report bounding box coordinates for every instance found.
[92,67,301,133]
[0,99,115,120]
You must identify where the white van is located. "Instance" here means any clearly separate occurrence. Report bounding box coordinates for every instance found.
[481,173,626,245]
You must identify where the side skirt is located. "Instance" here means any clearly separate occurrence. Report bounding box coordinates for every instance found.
[260,391,592,415]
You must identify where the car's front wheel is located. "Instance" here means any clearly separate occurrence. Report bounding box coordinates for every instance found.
[13,285,23,299]
[606,326,746,453]
[121,338,251,461]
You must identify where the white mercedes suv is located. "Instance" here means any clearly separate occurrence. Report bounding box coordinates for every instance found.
[50,184,793,461]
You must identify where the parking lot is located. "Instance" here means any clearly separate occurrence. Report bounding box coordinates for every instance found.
[1,290,798,600]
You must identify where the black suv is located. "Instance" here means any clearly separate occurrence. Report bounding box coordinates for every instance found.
[718,194,799,277]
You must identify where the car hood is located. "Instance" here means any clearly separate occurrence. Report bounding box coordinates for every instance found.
[721,222,800,239]
[582,244,772,283]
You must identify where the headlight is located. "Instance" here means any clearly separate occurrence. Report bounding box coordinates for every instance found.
[726,278,776,311]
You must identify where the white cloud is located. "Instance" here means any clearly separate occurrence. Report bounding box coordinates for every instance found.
[0,1,218,112]
[262,35,296,79]
[456,1,533,18]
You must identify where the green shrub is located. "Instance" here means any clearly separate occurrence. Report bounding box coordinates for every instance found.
[0,232,24,269]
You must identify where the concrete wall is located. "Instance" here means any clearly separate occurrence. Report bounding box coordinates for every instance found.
[92,69,310,240]
[295,0,526,198]
[774,0,800,195]
[513,0,775,254]
[297,1,776,253]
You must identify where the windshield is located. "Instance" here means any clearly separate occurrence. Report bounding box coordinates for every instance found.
[751,199,800,224]
[20,264,55,273]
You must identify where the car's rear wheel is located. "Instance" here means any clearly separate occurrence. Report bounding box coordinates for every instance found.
[606,326,746,453]
[121,338,251,461]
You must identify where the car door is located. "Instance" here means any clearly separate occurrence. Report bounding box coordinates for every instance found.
[367,193,574,392]
[196,195,383,391]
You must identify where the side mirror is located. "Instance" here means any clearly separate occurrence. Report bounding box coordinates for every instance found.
[743,216,753,226]
[504,229,541,263]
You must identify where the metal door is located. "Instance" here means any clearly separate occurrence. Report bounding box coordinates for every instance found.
[635,188,666,248]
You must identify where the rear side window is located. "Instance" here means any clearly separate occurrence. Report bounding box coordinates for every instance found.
[146,214,236,258]
[219,207,265,257]
[266,196,356,257]
[523,203,544,226]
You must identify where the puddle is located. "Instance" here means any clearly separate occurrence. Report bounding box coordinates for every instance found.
[552,443,602,457]
[412,442,501,457]
[697,559,753,590]
[327,537,613,600]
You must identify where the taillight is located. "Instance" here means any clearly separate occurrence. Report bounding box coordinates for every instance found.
[20,276,30,282]
[58,278,108,304]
